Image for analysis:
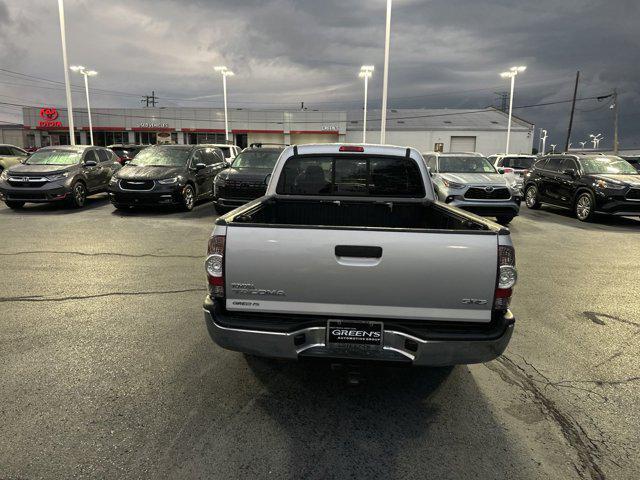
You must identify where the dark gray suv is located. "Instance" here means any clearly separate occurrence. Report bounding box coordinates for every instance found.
[0,145,121,209]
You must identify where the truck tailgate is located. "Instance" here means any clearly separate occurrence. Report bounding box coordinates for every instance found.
[225,227,498,323]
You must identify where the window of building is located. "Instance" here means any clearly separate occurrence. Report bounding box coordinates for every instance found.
[92,131,129,146]
[187,132,226,145]
[135,132,157,145]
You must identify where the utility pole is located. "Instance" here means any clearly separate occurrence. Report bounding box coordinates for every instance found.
[141,91,158,107]
[564,71,579,153]
[613,88,619,154]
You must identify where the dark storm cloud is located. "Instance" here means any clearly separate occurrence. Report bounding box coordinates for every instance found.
[1,0,638,149]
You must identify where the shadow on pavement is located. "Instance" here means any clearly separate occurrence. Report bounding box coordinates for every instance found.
[109,198,216,219]
[154,351,536,480]
[0,193,110,216]
[522,204,640,231]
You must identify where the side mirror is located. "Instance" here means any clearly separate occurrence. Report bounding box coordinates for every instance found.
[497,168,504,174]
[264,173,272,186]
[223,161,231,168]
[194,162,206,170]
[84,160,98,167]
[563,168,577,178]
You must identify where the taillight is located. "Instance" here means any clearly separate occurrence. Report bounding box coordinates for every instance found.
[339,145,365,152]
[205,234,226,298]
[494,245,517,310]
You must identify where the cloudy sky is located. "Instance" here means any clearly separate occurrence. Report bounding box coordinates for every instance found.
[0,0,638,150]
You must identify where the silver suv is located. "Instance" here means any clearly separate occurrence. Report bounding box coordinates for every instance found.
[422,152,521,225]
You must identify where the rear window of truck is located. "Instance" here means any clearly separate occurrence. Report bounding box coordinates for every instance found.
[276,155,425,197]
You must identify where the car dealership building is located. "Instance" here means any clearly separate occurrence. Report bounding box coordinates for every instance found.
[21,106,534,155]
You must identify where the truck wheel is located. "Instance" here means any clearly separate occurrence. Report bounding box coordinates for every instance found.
[575,191,595,222]
[5,200,25,209]
[524,185,540,209]
[496,215,514,226]
[180,184,195,211]
[67,182,87,208]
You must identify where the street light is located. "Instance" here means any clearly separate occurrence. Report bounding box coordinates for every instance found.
[550,144,557,154]
[540,129,548,154]
[214,66,234,143]
[590,133,603,149]
[359,65,374,143]
[579,141,587,149]
[70,66,98,145]
[380,0,392,144]
[499,65,527,155]
[57,0,75,145]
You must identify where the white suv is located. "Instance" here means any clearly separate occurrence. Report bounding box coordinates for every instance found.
[488,154,537,192]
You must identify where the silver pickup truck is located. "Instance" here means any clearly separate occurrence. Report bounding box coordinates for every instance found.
[203,144,516,366]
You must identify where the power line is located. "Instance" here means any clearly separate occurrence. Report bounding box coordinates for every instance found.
[0,66,574,108]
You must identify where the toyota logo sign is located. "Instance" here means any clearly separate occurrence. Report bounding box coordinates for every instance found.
[40,107,59,120]
[484,186,495,192]
[38,107,63,128]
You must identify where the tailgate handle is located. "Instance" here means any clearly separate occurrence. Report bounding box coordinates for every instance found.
[335,245,383,258]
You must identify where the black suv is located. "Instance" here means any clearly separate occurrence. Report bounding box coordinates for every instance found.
[0,145,121,209]
[213,146,284,213]
[523,154,640,221]
[108,144,228,211]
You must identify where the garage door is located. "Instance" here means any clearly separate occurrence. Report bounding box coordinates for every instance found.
[290,133,338,145]
[450,136,477,152]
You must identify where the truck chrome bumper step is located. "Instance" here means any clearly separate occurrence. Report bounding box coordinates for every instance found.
[204,308,514,367]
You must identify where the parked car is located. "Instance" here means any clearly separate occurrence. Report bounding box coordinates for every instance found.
[488,154,537,192]
[0,145,121,209]
[198,144,241,162]
[108,144,148,165]
[0,144,29,174]
[422,151,521,225]
[203,144,517,367]
[108,144,228,211]
[213,145,285,214]
[621,155,640,172]
[524,154,640,221]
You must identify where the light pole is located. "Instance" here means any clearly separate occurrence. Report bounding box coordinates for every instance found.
[579,141,587,150]
[540,129,548,154]
[499,65,527,155]
[550,144,557,154]
[214,66,234,143]
[57,0,75,145]
[380,0,392,144]
[359,65,374,143]
[590,133,603,149]
[70,66,97,145]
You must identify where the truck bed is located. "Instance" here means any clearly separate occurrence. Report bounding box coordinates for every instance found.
[226,197,494,231]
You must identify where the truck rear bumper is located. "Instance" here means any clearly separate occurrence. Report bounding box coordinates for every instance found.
[203,304,514,367]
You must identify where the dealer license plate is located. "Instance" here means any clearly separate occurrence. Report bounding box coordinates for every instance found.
[326,320,383,347]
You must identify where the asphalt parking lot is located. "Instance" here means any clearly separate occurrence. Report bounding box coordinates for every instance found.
[1,195,638,480]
